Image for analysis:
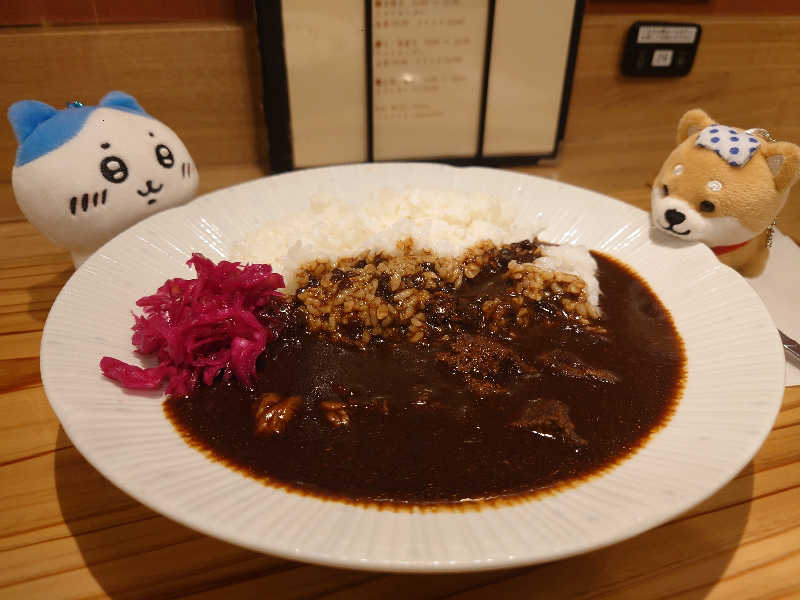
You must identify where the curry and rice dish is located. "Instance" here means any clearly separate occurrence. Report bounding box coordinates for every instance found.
[101,190,685,506]
[164,238,685,505]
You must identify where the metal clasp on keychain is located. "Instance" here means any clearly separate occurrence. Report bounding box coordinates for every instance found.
[745,127,778,248]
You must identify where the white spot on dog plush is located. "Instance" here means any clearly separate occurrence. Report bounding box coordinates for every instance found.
[8,91,198,266]
[651,108,800,275]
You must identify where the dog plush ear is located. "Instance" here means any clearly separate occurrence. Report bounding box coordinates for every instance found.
[761,142,800,192]
[676,109,715,145]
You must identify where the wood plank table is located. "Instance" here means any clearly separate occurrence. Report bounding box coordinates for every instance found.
[1,161,798,599]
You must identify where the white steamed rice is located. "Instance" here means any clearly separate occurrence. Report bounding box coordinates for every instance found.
[234,188,600,308]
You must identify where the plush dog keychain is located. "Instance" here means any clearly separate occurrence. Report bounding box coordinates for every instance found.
[651,108,800,276]
[8,91,198,266]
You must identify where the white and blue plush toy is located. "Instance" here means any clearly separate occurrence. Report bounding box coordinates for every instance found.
[8,91,198,266]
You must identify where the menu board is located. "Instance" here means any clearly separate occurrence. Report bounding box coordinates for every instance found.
[371,0,489,160]
[258,0,581,171]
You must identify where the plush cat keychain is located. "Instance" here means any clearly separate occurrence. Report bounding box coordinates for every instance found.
[8,91,198,266]
[651,108,800,276]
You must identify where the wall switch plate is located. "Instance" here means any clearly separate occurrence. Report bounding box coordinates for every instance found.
[621,21,701,77]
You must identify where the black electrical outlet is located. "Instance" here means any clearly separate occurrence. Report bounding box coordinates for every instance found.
[621,21,701,77]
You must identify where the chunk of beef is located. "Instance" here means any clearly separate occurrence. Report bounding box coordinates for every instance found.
[254,393,301,436]
[321,400,350,426]
[436,334,538,395]
[537,349,620,384]
[511,397,585,446]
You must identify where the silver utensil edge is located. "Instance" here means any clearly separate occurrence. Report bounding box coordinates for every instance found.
[779,329,800,363]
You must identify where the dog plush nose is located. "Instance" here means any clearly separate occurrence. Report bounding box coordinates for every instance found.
[665,209,686,226]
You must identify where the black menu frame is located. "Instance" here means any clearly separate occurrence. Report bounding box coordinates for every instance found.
[255,0,585,173]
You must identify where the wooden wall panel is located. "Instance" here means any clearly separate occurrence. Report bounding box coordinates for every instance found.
[1,13,800,223]
[0,0,253,26]
[0,22,267,184]
[544,13,800,210]
[586,0,800,14]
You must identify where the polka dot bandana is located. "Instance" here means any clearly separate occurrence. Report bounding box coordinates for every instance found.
[695,124,761,167]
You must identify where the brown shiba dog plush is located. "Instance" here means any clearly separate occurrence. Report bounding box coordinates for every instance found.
[651,108,800,275]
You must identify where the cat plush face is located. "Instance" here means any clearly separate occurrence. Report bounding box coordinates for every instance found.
[9,92,198,265]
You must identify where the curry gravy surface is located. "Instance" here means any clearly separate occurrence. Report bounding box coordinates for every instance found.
[165,253,685,506]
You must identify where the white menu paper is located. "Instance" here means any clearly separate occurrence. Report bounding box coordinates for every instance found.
[482,0,576,157]
[372,0,489,160]
[282,0,368,167]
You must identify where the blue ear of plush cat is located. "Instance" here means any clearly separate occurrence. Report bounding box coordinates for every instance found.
[98,91,149,116]
[9,100,94,167]
[8,100,58,144]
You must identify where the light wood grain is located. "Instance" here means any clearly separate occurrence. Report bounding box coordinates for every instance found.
[4,14,800,220]
[1,175,798,600]
[546,14,800,224]
[0,21,267,212]
[2,11,800,600]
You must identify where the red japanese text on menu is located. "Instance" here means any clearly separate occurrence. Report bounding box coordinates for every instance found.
[372,0,489,160]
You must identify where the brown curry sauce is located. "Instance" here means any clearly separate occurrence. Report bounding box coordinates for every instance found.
[165,251,685,508]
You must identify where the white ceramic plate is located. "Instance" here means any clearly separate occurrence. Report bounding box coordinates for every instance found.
[41,163,784,572]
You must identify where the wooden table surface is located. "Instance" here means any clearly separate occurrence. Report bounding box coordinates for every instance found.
[1,160,799,600]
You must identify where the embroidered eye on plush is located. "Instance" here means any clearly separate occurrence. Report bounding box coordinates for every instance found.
[700,200,715,213]
[662,184,669,197]
[100,156,129,183]
[155,144,174,168]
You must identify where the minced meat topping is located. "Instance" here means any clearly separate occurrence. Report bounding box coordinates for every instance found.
[294,238,600,346]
